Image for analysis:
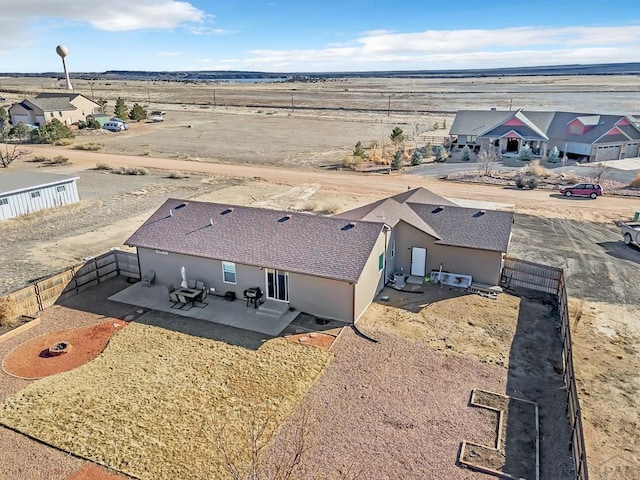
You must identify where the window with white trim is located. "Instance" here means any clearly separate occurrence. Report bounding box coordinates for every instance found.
[31,191,41,198]
[390,240,396,259]
[0,198,8,205]
[56,185,66,192]
[222,262,236,284]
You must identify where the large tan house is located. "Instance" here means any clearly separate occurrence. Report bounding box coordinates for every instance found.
[8,93,100,126]
[125,188,514,323]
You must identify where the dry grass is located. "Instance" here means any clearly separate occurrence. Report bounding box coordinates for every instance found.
[521,159,551,178]
[74,142,103,151]
[167,170,188,179]
[0,322,331,480]
[95,162,113,171]
[0,297,17,327]
[114,166,148,175]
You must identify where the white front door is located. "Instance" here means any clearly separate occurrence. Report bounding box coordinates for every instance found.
[0,198,11,220]
[410,247,427,277]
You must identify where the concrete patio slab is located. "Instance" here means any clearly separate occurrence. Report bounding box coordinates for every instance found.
[108,283,298,336]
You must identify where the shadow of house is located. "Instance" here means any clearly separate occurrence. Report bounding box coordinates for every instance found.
[504,288,574,479]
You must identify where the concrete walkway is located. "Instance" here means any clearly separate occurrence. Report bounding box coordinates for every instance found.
[109,283,298,336]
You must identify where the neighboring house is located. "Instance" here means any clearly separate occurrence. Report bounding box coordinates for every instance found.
[8,93,100,127]
[125,188,513,323]
[450,109,640,161]
[0,172,80,220]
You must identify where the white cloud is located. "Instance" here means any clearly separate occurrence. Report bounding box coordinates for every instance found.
[239,24,640,71]
[5,1,205,30]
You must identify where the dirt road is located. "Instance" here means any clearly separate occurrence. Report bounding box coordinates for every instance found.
[25,144,639,224]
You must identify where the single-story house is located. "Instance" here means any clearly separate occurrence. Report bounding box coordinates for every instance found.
[450,109,640,162]
[125,188,514,323]
[0,172,80,220]
[9,93,100,127]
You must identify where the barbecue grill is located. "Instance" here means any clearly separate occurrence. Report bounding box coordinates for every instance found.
[244,287,263,308]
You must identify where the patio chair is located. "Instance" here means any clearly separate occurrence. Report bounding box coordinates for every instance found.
[195,288,209,308]
[177,294,192,311]
[141,269,155,287]
[167,283,176,293]
[187,279,196,289]
[169,291,181,308]
[195,280,205,290]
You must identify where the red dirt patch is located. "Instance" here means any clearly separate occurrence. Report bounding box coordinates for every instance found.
[66,462,129,480]
[285,332,336,350]
[1,319,127,380]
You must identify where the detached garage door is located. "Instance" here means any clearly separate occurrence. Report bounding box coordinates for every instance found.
[625,143,640,158]
[595,145,621,161]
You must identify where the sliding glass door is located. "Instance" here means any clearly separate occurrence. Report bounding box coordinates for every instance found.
[265,269,289,302]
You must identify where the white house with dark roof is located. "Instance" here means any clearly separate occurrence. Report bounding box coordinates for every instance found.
[8,93,100,126]
[125,188,514,323]
[0,171,80,220]
[450,109,640,161]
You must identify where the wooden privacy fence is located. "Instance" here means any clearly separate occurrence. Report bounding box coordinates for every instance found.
[501,257,589,480]
[6,250,139,318]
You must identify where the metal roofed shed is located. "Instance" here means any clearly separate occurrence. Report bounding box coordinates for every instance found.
[0,171,80,220]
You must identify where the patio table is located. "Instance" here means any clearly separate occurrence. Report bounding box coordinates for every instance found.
[175,288,202,309]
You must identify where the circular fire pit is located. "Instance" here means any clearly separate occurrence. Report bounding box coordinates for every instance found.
[48,341,71,356]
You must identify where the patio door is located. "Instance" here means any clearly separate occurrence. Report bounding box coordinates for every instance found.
[265,269,289,302]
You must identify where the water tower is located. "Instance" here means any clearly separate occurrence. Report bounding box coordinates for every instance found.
[56,45,73,90]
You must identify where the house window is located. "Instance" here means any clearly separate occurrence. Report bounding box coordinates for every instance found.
[0,198,8,205]
[378,253,384,271]
[391,240,396,259]
[56,185,66,192]
[222,262,236,284]
[467,135,477,144]
[31,191,41,198]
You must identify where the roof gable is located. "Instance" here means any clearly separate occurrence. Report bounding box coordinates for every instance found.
[125,199,384,283]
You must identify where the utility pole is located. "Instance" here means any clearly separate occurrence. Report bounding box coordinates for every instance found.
[291,93,294,112]
[213,89,216,107]
[147,88,150,106]
[90,82,95,100]
[388,96,391,117]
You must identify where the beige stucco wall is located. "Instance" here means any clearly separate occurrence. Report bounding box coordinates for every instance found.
[70,96,99,121]
[388,221,504,285]
[137,248,365,322]
[428,244,503,285]
[353,230,388,321]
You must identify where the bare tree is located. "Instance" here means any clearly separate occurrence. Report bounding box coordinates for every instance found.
[214,404,360,480]
[0,144,31,168]
[592,162,611,184]
[477,147,498,176]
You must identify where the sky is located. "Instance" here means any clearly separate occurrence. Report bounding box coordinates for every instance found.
[1,0,640,73]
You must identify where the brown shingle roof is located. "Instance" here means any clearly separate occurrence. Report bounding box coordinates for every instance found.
[407,203,513,252]
[125,199,384,283]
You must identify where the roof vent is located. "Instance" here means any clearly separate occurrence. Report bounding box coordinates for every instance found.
[221,208,234,215]
[341,222,356,231]
[474,210,487,218]
[169,209,173,217]
[278,214,292,223]
[175,203,187,209]
[432,206,445,213]
[209,218,214,226]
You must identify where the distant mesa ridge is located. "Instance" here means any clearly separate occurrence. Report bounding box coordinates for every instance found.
[2,62,640,82]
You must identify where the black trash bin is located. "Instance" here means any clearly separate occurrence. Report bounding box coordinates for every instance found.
[224,291,236,301]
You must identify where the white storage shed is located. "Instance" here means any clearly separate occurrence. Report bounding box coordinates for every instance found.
[0,171,80,220]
